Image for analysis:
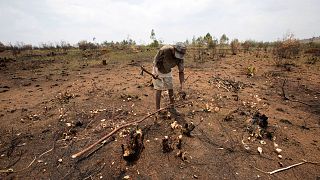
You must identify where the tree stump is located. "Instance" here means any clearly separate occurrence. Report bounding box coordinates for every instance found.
[121,128,144,162]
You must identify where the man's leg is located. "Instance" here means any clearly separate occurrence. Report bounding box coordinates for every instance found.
[168,89,180,115]
[168,89,174,108]
[156,90,162,110]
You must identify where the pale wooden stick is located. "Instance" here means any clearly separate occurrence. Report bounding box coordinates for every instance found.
[38,147,54,158]
[269,161,305,174]
[71,102,189,159]
[253,159,319,175]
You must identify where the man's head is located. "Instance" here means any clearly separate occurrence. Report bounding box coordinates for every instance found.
[174,42,187,60]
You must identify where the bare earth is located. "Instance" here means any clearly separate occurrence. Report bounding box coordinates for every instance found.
[0,49,319,179]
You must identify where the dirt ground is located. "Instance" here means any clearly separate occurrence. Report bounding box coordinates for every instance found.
[0,48,319,179]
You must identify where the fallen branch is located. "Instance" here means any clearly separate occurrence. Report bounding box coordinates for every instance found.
[38,147,54,158]
[78,138,115,162]
[0,146,54,173]
[71,102,190,159]
[0,156,36,173]
[253,159,319,175]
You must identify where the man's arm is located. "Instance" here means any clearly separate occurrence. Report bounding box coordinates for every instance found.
[178,61,184,91]
[179,71,184,91]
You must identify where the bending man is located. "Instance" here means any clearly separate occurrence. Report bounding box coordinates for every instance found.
[152,42,186,116]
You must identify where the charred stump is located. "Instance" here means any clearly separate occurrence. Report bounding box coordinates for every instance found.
[181,122,195,137]
[121,128,144,162]
[162,136,173,153]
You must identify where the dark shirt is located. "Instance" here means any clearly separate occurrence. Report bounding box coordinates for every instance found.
[153,45,184,74]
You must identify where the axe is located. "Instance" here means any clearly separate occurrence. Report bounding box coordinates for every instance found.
[140,66,160,79]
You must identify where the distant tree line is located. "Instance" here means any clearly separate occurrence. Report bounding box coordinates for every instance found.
[0,41,73,53]
[1,31,319,58]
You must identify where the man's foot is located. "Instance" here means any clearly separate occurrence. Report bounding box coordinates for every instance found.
[168,108,181,116]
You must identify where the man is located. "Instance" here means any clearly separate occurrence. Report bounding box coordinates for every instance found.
[152,42,186,117]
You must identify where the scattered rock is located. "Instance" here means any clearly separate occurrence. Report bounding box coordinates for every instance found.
[224,114,235,122]
[171,121,182,130]
[276,108,285,112]
[176,150,188,161]
[29,114,40,121]
[193,174,198,179]
[21,108,28,112]
[22,82,32,86]
[275,148,282,153]
[260,140,266,145]
[278,161,284,167]
[279,119,292,125]
[123,175,130,179]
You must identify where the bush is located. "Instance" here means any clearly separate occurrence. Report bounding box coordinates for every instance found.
[242,40,255,53]
[0,42,5,52]
[78,40,97,51]
[21,44,33,51]
[273,34,300,59]
[230,39,240,55]
[149,39,159,48]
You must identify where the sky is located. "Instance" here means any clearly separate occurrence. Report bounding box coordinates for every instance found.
[0,0,319,45]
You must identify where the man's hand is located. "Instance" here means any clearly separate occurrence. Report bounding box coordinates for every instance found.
[153,74,159,80]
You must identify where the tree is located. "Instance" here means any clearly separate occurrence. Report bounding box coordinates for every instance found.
[60,41,72,51]
[191,36,197,46]
[204,33,212,43]
[230,39,240,55]
[204,33,217,49]
[149,29,159,48]
[0,42,5,52]
[185,39,190,45]
[196,36,204,46]
[150,29,156,40]
[219,34,229,45]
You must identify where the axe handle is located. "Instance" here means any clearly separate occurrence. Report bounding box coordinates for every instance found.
[141,66,159,79]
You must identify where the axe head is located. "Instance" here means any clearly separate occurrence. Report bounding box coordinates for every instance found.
[140,69,144,76]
